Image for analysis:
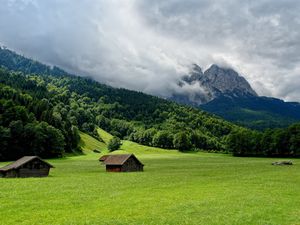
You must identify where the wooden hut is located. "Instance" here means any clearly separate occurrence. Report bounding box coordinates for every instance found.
[99,154,144,172]
[0,156,54,178]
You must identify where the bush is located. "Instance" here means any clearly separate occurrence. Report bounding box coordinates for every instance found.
[108,136,121,152]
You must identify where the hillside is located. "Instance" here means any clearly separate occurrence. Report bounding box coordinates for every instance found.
[0,47,241,160]
[201,95,300,130]
[79,131,107,153]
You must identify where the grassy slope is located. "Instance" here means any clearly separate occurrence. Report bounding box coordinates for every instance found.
[79,131,107,152]
[97,128,113,144]
[0,131,300,225]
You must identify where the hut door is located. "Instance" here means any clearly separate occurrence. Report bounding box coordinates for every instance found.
[107,166,121,172]
[113,167,121,172]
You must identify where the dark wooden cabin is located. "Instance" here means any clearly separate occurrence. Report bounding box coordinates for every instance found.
[0,156,54,178]
[99,154,144,172]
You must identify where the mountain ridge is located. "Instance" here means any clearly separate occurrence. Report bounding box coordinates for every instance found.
[170,63,300,130]
[1,46,299,131]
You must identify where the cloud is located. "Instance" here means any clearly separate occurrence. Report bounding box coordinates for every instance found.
[0,0,300,101]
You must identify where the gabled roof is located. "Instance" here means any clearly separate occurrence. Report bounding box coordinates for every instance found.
[0,156,54,172]
[102,154,144,166]
[99,155,110,162]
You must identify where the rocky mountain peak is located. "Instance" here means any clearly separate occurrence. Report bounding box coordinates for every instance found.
[181,64,203,84]
[170,64,258,105]
[203,64,258,97]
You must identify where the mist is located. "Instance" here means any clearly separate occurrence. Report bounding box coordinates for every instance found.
[1,0,300,101]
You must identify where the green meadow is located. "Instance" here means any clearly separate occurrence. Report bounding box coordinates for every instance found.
[0,129,299,225]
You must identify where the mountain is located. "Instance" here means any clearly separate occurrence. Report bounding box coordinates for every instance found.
[0,47,241,160]
[201,95,300,130]
[170,64,300,130]
[0,47,299,158]
[171,64,257,106]
[0,46,69,76]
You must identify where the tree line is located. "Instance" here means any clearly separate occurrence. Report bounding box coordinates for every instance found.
[227,124,300,157]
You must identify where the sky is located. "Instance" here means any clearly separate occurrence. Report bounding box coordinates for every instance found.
[0,0,300,101]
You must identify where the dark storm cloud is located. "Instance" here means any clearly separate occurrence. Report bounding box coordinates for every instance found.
[0,0,300,101]
[136,0,300,100]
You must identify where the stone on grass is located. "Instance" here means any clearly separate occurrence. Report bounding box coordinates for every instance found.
[271,161,293,166]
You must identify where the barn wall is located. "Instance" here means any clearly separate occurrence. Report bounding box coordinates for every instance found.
[3,170,18,178]
[1,168,50,178]
[18,168,50,177]
[106,165,122,172]
[122,157,143,172]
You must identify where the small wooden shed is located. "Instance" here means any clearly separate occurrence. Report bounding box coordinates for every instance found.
[99,154,144,172]
[0,156,54,178]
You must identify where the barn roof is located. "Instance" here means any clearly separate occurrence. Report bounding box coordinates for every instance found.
[99,155,110,162]
[0,156,54,172]
[102,154,144,166]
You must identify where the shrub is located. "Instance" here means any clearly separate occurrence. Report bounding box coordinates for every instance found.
[108,136,121,152]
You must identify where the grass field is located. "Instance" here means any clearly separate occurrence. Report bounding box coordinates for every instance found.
[0,131,299,225]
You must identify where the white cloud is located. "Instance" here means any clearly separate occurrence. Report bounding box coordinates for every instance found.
[0,0,300,101]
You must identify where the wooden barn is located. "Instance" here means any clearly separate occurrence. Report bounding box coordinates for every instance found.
[99,154,144,172]
[0,156,54,178]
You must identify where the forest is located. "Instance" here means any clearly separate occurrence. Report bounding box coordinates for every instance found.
[227,124,300,157]
[0,47,299,160]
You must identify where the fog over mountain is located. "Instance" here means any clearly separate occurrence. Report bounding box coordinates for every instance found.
[1,0,300,101]
[171,64,258,105]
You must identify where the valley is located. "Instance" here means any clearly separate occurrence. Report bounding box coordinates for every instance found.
[1,2,300,225]
[0,130,299,225]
